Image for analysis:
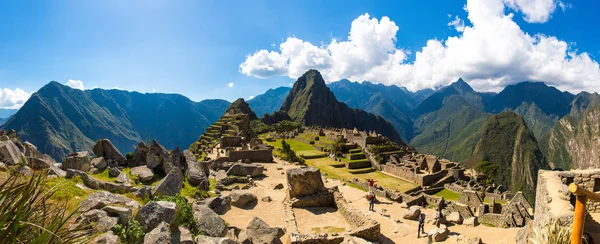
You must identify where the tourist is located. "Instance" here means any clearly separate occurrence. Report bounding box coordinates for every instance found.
[417,213,426,238]
[368,178,376,192]
[434,210,441,228]
[368,192,375,211]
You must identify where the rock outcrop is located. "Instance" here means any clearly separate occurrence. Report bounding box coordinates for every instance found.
[144,222,171,244]
[131,166,154,182]
[146,139,169,170]
[0,140,24,165]
[184,150,209,190]
[131,142,149,166]
[194,196,232,215]
[92,139,126,165]
[226,163,264,177]
[229,191,257,208]
[151,167,184,197]
[286,167,327,198]
[63,151,92,171]
[245,217,285,244]
[135,201,177,232]
[193,205,228,237]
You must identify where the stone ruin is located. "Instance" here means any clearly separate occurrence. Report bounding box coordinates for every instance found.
[283,167,381,243]
[445,190,532,228]
[516,169,600,243]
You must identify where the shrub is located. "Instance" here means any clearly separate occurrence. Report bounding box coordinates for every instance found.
[250,120,272,134]
[112,219,144,244]
[152,195,200,235]
[474,161,499,185]
[125,152,134,161]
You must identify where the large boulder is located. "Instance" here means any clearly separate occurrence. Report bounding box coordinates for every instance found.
[102,206,133,225]
[194,236,236,244]
[342,235,371,244]
[286,167,327,198]
[144,221,171,244]
[245,217,285,244]
[115,172,129,184]
[229,191,257,208]
[226,163,264,177]
[146,139,168,169]
[79,191,141,212]
[108,167,121,177]
[194,196,232,215]
[14,165,33,177]
[23,141,42,158]
[93,139,126,165]
[131,166,154,182]
[463,217,479,227]
[447,211,463,225]
[28,157,52,170]
[428,227,449,242]
[162,147,184,176]
[193,205,228,237]
[151,167,184,197]
[63,151,92,172]
[92,231,120,244]
[131,142,149,166]
[74,209,118,233]
[172,226,194,244]
[403,206,421,220]
[91,157,108,170]
[184,150,209,190]
[135,201,177,232]
[0,141,23,165]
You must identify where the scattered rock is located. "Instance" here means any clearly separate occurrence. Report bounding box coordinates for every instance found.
[428,227,449,242]
[115,172,129,184]
[342,235,371,244]
[108,167,121,177]
[151,167,184,197]
[89,167,102,175]
[92,231,120,244]
[229,191,257,208]
[226,163,264,177]
[0,162,7,171]
[91,157,108,170]
[0,141,24,165]
[286,167,327,198]
[459,237,482,244]
[146,139,168,169]
[131,142,149,167]
[135,201,177,232]
[102,205,133,225]
[276,166,283,170]
[48,165,67,177]
[194,236,236,244]
[216,170,228,182]
[143,221,171,244]
[131,166,154,182]
[173,226,194,244]
[23,141,42,158]
[134,186,152,199]
[193,205,228,237]
[184,150,209,190]
[261,196,272,202]
[447,211,463,225]
[14,165,33,177]
[93,139,126,166]
[245,217,285,244]
[63,151,92,172]
[79,191,141,212]
[273,183,284,190]
[403,206,421,220]
[463,217,479,227]
[74,209,118,233]
[193,196,232,215]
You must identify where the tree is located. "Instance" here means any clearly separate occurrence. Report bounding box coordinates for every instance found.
[250,120,272,134]
[273,120,302,133]
[475,161,499,185]
[281,140,304,164]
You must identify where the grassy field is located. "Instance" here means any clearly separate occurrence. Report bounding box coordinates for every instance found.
[433,189,461,201]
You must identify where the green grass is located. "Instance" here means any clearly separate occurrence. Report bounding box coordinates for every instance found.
[433,189,461,201]
[311,226,346,234]
[349,148,362,154]
[45,176,88,201]
[348,168,376,174]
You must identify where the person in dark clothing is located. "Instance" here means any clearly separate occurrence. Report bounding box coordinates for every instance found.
[369,193,375,211]
[417,213,426,238]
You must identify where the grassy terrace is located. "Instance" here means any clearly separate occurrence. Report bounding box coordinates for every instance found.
[433,188,461,201]
[262,136,417,192]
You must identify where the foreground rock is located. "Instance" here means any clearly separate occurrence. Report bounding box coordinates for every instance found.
[144,221,171,244]
[146,139,169,169]
[229,191,257,208]
[74,209,118,233]
[447,211,463,224]
[342,235,371,244]
[195,236,236,244]
[428,227,449,242]
[131,142,149,166]
[286,167,327,198]
[403,206,421,220]
[193,205,228,237]
[23,141,42,158]
[93,139,126,165]
[194,196,232,215]
[245,217,285,244]
[464,217,479,226]
[172,226,194,244]
[79,191,141,212]
[226,163,264,177]
[131,166,154,182]
[28,157,53,170]
[63,151,91,171]
[102,205,132,225]
[135,201,177,232]
[92,231,120,244]
[151,167,184,197]
[0,141,24,165]
[184,150,209,190]
[91,157,107,170]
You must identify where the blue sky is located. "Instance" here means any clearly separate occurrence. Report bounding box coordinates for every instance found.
[1,0,600,109]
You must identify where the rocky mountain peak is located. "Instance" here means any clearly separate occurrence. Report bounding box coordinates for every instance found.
[225,98,258,120]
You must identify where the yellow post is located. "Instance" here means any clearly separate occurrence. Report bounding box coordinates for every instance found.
[570,195,587,244]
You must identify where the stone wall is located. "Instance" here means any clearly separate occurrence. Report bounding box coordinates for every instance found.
[423,194,445,207]
[381,164,447,186]
[444,183,466,193]
[228,149,273,162]
[447,203,474,219]
[333,190,380,242]
[290,189,335,208]
[479,213,504,227]
[220,136,242,147]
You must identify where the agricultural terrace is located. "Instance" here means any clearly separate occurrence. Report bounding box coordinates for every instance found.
[261,135,417,192]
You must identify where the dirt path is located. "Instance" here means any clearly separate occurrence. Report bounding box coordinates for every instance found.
[220,162,520,243]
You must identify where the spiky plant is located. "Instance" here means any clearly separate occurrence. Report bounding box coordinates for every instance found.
[0,172,88,243]
[529,218,573,244]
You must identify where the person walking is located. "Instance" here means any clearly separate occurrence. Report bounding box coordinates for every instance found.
[417,213,426,238]
[368,193,375,211]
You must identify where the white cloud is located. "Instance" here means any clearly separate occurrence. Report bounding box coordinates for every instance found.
[448,16,466,32]
[239,0,600,93]
[227,83,234,88]
[112,86,124,90]
[65,79,84,90]
[248,95,255,100]
[152,88,157,93]
[0,88,31,109]
[558,1,571,11]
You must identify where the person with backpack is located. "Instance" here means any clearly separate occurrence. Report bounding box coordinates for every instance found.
[417,213,426,238]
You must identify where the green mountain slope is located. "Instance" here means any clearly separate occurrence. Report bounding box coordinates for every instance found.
[467,112,548,202]
[1,81,229,161]
[248,87,291,117]
[487,82,575,118]
[413,78,484,117]
[544,92,600,170]
[410,95,491,163]
[513,102,559,140]
[279,69,404,144]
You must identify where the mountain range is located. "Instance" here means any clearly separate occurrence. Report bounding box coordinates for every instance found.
[1,81,230,161]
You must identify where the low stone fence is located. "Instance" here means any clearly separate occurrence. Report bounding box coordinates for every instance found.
[423,194,445,207]
[381,164,447,186]
[66,169,137,194]
[444,183,465,194]
[479,213,504,227]
[290,189,335,208]
[228,149,273,162]
[217,175,252,186]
